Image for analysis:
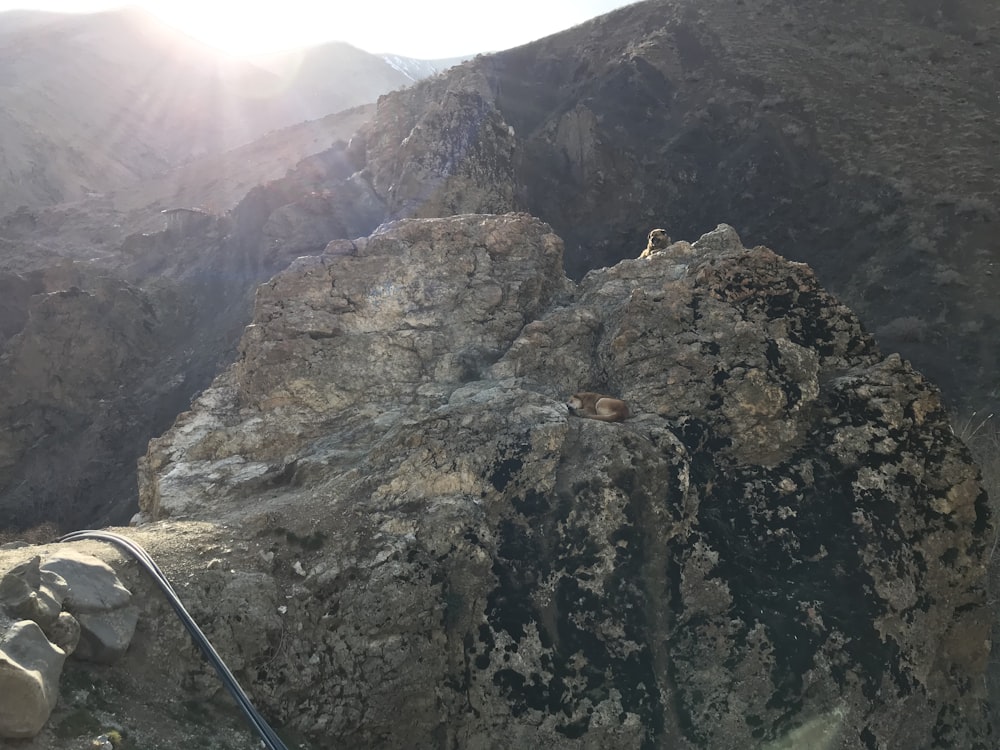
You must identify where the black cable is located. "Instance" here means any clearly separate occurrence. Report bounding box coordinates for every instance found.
[59,530,289,750]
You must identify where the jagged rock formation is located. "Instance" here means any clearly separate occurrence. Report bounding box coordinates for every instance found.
[123,215,992,749]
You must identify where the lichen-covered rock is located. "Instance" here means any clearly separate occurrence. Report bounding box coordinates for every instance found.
[137,215,992,748]
[0,617,67,738]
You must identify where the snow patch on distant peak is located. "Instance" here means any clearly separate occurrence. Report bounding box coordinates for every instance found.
[380,54,467,82]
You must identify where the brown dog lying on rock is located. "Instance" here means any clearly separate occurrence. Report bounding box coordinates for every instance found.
[566,392,630,422]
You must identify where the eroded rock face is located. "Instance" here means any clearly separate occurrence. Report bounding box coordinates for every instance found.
[361,68,519,220]
[138,213,570,518]
[137,215,992,748]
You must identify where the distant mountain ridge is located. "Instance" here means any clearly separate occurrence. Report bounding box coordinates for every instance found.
[0,8,430,216]
[379,53,469,81]
[247,41,416,122]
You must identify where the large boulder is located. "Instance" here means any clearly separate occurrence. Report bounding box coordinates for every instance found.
[136,215,992,748]
[41,550,138,663]
[0,617,67,739]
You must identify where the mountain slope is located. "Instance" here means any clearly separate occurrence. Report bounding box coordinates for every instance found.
[0,8,415,216]
[251,42,415,122]
[344,0,1000,410]
[380,52,469,81]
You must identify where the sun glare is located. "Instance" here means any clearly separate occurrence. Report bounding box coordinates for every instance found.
[0,1,637,59]
[142,1,437,58]
[149,1,637,59]
[147,3,312,57]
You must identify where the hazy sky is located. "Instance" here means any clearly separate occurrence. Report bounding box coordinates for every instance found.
[0,1,640,58]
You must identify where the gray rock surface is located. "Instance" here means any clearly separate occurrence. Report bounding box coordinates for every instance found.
[0,617,67,739]
[72,608,140,664]
[134,214,992,748]
[40,551,132,613]
[0,556,67,627]
[40,550,137,663]
[0,556,81,658]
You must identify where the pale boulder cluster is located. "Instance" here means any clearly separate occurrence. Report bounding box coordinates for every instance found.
[0,549,138,738]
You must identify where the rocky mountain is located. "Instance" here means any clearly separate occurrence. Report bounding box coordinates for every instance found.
[2,216,992,748]
[1,0,999,741]
[0,8,414,216]
[249,42,417,123]
[339,0,1000,411]
[0,0,996,537]
[379,53,469,82]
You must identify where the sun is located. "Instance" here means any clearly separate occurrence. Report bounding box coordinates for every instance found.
[0,0,641,60]
[145,2,317,58]
[144,2,446,59]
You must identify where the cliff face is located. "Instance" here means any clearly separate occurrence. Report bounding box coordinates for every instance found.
[126,215,992,749]
[0,136,393,530]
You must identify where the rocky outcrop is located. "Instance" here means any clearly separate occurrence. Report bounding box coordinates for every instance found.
[138,212,570,519]
[135,215,992,748]
[361,68,520,219]
[4,0,998,545]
